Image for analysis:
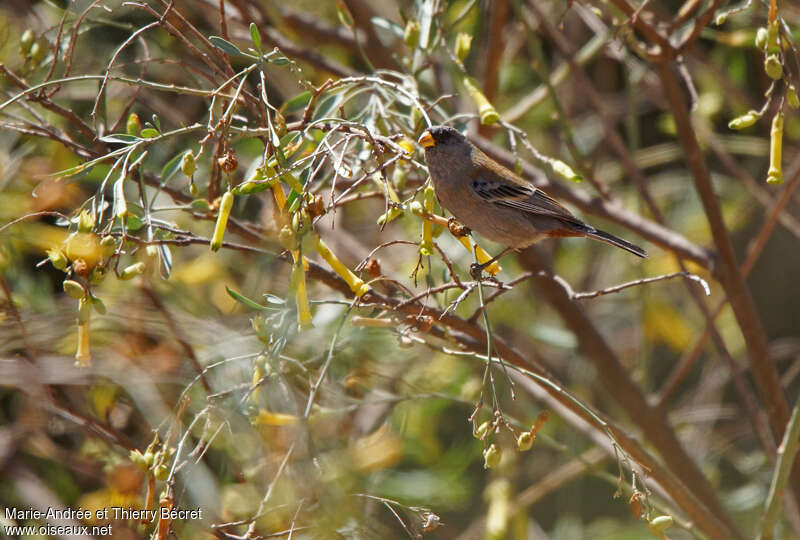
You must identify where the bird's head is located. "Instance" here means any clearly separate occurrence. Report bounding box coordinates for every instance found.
[418,125,467,150]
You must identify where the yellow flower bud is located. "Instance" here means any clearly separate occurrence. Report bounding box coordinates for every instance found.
[764,54,783,80]
[455,32,472,62]
[767,112,783,184]
[19,29,35,55]
[126,113,141,136]
[404,20,420,49]
[180,150,196,177]
[47,249,68,271]
[119,262,146,280]
[78,210,95,233]
[728,110,760,130]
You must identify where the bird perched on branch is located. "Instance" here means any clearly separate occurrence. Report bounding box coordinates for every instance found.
[418,125,646,273]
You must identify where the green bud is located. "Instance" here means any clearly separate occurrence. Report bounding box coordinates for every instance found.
[727,110,760,130]
[100,236,117,258]
[291,208,311,236]
[63,279,86,299]
[180,150,196,177]
[455,32,472,62]
[376,206,404,226]
[404,20,420,49]
[755,27,769,51]
[126,113,141,136]
[189,180,199,197]
[517,431,534,451]
[119,262,146,280]
[20,29,35,55]
[764,54,783,80]
[714,13,726,26]
[788,86,799,110]
[77,210,94,233]
[483,443,501,469]
[47,249,68,271]
[551,160,583,183]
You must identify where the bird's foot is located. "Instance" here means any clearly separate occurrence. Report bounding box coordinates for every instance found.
[469,262,487,280]
[448,218,470,237]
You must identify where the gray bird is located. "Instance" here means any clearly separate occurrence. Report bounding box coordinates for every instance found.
[418,125,646,270]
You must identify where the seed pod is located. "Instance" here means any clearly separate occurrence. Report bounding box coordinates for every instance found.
[119,262,146,280]
[126,113,141,136]
[455,32,472,62]
[210,191,234,251]
[517,431,534,451]
[19,29,35,55]
[180,150,196,177]
[764,54,783,80]
[404,20,420,49]
[63,279,86,299]
[475,421,491,440]
[483,443,501,469]
[217,151,238,173]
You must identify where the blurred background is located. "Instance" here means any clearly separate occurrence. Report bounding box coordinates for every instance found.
[1,0,799,538]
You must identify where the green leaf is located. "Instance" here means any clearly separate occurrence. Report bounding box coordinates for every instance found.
[283,91,312,112]
[125,214,144,231]
[151,114,161,132]
[336,1,354,29]
[250,23,262,51]
[209,35,246,57]
[140,128,159,139]
[226,286,268,310]
[99,133,139,144]
[160,152,184,185]
[268,54,290,66]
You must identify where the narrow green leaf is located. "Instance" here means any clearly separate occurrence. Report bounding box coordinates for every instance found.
[160,152,184,185]
[226,286,268,310]
[99,133,139,144]
[140,128,159,139]
[250,23,262,51]
[209,35,246,57]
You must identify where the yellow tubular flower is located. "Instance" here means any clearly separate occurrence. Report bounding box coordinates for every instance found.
[316,237,370,297]
[75,321,91,367]
[292,256,313,329]
[419,186,434,255]
[210,191,234,252]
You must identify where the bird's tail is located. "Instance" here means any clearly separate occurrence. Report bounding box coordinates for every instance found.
[584,227,647,258]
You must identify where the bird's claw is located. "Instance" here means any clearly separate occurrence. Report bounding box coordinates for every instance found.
[469,262,485,279]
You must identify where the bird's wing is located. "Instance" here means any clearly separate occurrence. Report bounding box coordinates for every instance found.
[469,172,585,227]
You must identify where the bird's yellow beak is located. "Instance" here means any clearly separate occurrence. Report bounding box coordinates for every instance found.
[418,130,435,148]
